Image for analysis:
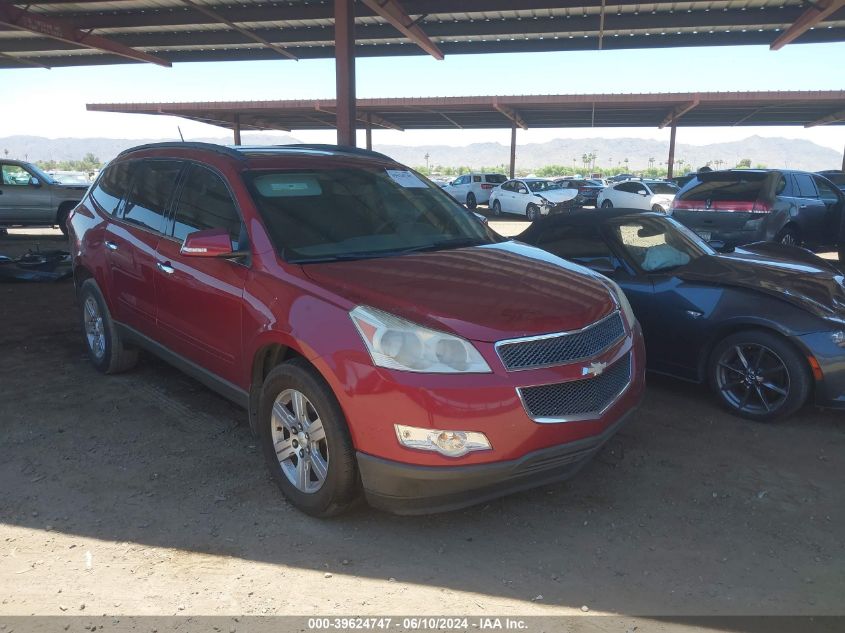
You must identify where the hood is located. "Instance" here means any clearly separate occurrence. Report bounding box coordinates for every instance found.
[677,246,845,322]
[537,189,578,203]
[301,241,616,342]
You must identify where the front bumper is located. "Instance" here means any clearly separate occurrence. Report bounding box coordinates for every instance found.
[796,331,845,409]
[358,404,640,515]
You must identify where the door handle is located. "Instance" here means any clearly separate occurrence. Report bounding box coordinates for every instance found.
[104,240,118,251]
[157,262,175,275]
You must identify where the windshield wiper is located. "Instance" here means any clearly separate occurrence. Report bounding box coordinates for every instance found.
[395,237,492,255]
[289,238,492,263]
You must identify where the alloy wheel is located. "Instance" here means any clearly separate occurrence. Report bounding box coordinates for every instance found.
[271,389,329,493]
[716,343,790,416]
[83,296,106,360]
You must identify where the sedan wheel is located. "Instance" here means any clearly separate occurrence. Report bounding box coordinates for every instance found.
[651,204,666,213]
[271,389,329,493]
[526,204,540,221]
[491,200,502,216]
[601,200,613,209]
[83,296,107,361]
[465,192,477,210]
[777,227,801,247]
[709,331,810,421]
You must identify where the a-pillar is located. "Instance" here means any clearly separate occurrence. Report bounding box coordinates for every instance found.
[509,121,517,179]
[667,124,677,179]
[334,0,356,147]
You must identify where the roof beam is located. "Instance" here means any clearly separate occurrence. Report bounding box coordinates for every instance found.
[359,0,443,60]
[805,108,845,127]
[0,50,50,68]
[314,104,403,131]
[0,3,170,66]
[770,0,845,50]
[493,102,528,130]
[177,0,297,60]
[658,98,699,129]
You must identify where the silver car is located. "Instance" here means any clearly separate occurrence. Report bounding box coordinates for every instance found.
[0,160,88,236]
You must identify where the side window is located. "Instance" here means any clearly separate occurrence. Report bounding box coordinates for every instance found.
[537,225,616,269]
[516,182,528,194]
[500,181,513,192]
[123,160,183,233]
[1,163,33,186]
[774,175,788,196]
[172,165,244,249]
[616,183,636,193]
[472,175,482,183]
[91,161,133,215]
[813,176,840,205]
[794,173,818,198]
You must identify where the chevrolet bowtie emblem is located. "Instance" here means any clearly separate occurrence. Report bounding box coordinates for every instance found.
[582,361,607,377]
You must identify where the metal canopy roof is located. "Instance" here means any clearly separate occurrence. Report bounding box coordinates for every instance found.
[1,0,844,69]
[86,91,845,133]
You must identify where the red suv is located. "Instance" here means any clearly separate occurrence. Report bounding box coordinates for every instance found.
[68,143,645,517]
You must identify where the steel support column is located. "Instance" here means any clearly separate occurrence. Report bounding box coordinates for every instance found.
[509,121,517,179]
[365,114,373,150]
[334,0,356,147]
[233,113,242,145]
[667,125,677,179]
[842,142,845,172]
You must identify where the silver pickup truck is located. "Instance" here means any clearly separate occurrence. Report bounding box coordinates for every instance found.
[0,160,88,236]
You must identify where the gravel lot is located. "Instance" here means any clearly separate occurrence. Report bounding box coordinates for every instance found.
[1,230,843,621]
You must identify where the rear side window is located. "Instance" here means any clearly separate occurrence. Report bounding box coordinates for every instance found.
[472,175,482,183]
[794,173,818,198]
[485,174,506,184]
[172,165,244,249]
[122,160,183,233]
[814,176,841,204]
[91,161,133,215]
[678,176,764,202]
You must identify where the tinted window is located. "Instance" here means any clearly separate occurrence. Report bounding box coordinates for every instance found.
[472,175,482,183]
[536,224,615,268]
[647,182,679,195]
[501,181,514,192]
[453,175,468,185]
[617,182,641,193]
[485,174,507,184]
[173,165,244,248]
[794,173,818,198]
[814,176,840,204]
[679,176,764,202]
[821,172,845,186]
[91,161,133,215]
[122,160,182,233]
[609,216,712,272]
[245,167,495,262]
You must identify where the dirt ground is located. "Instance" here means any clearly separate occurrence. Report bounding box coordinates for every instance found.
[1,230,844,621]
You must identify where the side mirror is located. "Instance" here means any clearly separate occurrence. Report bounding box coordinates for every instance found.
[181,228,237,258]
[30,177,41,187]
[637,189,648,196]
[708,239,733,253]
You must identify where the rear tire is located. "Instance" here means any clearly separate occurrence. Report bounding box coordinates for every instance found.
[491,199,502,216]
[78,279,138,374]
[708,330,810,422]
[651,204,666,213]
[57,205,72,238]
[465,192,477,210]
[258,359,360,517]
[601,200,613,209]
[776,225,801,248]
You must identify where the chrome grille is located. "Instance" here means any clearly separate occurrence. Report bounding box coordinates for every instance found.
[497,312,624,371]
[518,352,631,422]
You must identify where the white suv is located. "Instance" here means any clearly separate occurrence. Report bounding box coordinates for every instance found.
[0,160,88,236]
[441,172,507,209]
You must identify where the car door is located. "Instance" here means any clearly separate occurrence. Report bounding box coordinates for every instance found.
[496,180,514,212]
[447,175,469,201]
[513,180,531,215]
[792,173,827,245]
[105,158,184,337]
[154,163,248,386]
[812,175,845,247]
[0,163,53,223]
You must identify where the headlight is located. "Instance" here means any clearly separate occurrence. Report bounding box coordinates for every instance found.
[350,305,492,373]
[394,424,491,457]
[603,278,637,327]
[538,196,551,206]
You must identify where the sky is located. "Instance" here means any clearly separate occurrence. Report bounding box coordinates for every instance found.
[1,41,844,152]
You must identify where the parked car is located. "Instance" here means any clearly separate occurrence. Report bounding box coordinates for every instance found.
[440,172,507,209]
[670,174,697,189]
[488,178,579,220]
[608,173,637,183]
[68,142,645,517]
[555,178,604,207]
[519,209,845,421]
[817,170,845,193]
[670,169,845,258]
[598,179,679,213]
[0,159,87,236]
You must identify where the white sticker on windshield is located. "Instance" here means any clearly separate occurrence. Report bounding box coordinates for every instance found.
[386,169,428,188]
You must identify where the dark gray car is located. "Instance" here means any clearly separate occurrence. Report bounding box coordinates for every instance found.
[670,169,845,259]
[0,160,88,236]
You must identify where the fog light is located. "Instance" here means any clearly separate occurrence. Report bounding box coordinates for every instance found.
[832,331,845,347]
[394,424,491,457]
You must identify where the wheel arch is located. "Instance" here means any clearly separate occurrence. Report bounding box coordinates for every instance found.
[56,199,78,221]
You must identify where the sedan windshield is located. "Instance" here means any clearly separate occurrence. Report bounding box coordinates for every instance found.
[245,167,498,263]
[647,182,679,195]
[526,180,563,192]
[607,216,713,272]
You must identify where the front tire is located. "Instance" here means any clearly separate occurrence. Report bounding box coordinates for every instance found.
[526,204,540,221]
[601,199,613,209]
[258,359,360,517]
[465,192,477,210]
[776,225,801,248]
[651,204,666,213]
[708,330,810,421]
[78,279,138,374]
[491,199,502,216]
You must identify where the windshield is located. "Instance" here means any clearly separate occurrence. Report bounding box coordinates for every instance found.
[647,182,679,195]
[526,180,563,192]
[245,167,498,263]
[607,216,713,272]
[822,172,845,186]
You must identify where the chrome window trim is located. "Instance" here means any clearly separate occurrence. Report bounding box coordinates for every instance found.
[516,350,633,424]
[495,310,625,372]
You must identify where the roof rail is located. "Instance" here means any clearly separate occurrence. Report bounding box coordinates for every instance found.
[240,143,394,161]
[117,141,246,160]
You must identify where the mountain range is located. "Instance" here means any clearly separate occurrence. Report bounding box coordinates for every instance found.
[1,133,841,172]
